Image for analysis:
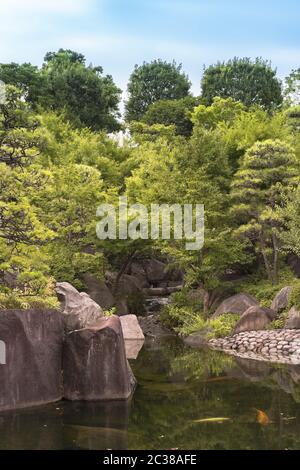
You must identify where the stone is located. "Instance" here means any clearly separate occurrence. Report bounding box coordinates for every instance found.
[55,282,104,332]
[119,315,145,359]
[271,286,292,313]
[63,316,135,401]
[233,306,274,334]
[285,306,300,329]
[138,315,175,338]
[183,331,209,349]
[0,309,63,412]
[83,274,115,310]
[212,293,259,319]
[119,315,145,341]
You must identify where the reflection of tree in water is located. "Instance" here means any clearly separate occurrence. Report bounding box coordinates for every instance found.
[129,339,300,450]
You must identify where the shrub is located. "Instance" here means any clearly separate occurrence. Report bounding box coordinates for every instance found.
[207,314,240,339]
[0,292,59,310]
[289,280,300,309]
[160,304,206,335]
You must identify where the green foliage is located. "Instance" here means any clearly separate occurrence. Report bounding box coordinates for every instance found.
[201,57,283,110]
[231,139,298,284]
[125,60,191,121]
[161,303,239,338]
[0,291,59,310]
[285,68,300,105]
[288,279,300,309]
[160,304,207,335]
[143,96,199,136]
[207,314,240,339]
[268,312,288,330]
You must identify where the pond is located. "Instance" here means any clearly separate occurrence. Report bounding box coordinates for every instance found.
[1,336,300,450]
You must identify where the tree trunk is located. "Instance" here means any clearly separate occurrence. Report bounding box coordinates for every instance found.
[259,233,273,283]
[112,250,136,295]
[272,232,279,285]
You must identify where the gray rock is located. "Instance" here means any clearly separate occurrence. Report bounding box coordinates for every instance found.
[233,306,274,334]
[63,316,135,401]
[285,306,300,329]
[212,293,259,319]
[119,315,145,341]
[55,282,104,332]
[271,286,292,313]
[83,274,115,310]
[0,309,63,411]
[138,315,174,337]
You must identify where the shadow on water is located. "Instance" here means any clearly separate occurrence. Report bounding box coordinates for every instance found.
[1,336,300,449]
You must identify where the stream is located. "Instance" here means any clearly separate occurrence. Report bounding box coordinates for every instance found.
[1,336,300,450]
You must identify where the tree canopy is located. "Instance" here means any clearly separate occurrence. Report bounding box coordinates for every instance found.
[201,57,283,110]
[125,60,191,121]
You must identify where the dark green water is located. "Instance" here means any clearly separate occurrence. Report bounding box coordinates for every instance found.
[1,336,300,450]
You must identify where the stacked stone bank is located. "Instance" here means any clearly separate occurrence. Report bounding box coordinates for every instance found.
[210,329,300,364]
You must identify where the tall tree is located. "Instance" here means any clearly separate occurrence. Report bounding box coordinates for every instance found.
[285,68,300,105]
[201,57,283,110]
[41,49,121,131]
[231,140,298,284]
[125,60,191,121]
[0,62,44,106]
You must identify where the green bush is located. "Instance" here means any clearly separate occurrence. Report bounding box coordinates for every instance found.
[160,304,206,335]
[289,280,300,309]
[207,314,240,339]
[0,292,59,310]
[267,312,288,330]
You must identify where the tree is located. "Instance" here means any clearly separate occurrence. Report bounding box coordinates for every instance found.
[201,57,283,110]
[0,85,44,167]
[285,68,300,105]
[0,87,53,293]
[231,140,298,285]
[143,96,198,136]
[0,62,45,106]
[278,186,300,257]
[40,49,121,131]
[125,60,191,121]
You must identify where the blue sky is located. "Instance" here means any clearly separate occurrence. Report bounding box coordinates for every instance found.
[1,0,299,100]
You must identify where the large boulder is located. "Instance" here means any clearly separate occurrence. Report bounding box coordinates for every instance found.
[119,315,145,359]
[63,316,136,401]
[83,274,115,310]
[271,286,292,313]
[0,309,63,411]
[212,293,259,319]
[119,315,145,341]
[233,306,274,334]
[285,306,300,329]
[55,282,104,332]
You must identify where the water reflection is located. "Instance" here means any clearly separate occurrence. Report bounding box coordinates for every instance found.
[1,337,300,450]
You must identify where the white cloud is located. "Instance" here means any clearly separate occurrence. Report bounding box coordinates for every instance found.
[0,0,92,14]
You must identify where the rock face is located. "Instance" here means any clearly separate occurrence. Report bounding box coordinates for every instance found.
[271,286,292,313]
[212,293,259,319]
[285,306,300,329]
[233,306,274,334]
[55,282,104,332]
[138,315,174,337]
[0,309,63,412]
[63,316,135,401]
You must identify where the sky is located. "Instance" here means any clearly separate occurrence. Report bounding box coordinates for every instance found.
[0,0,299,102]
